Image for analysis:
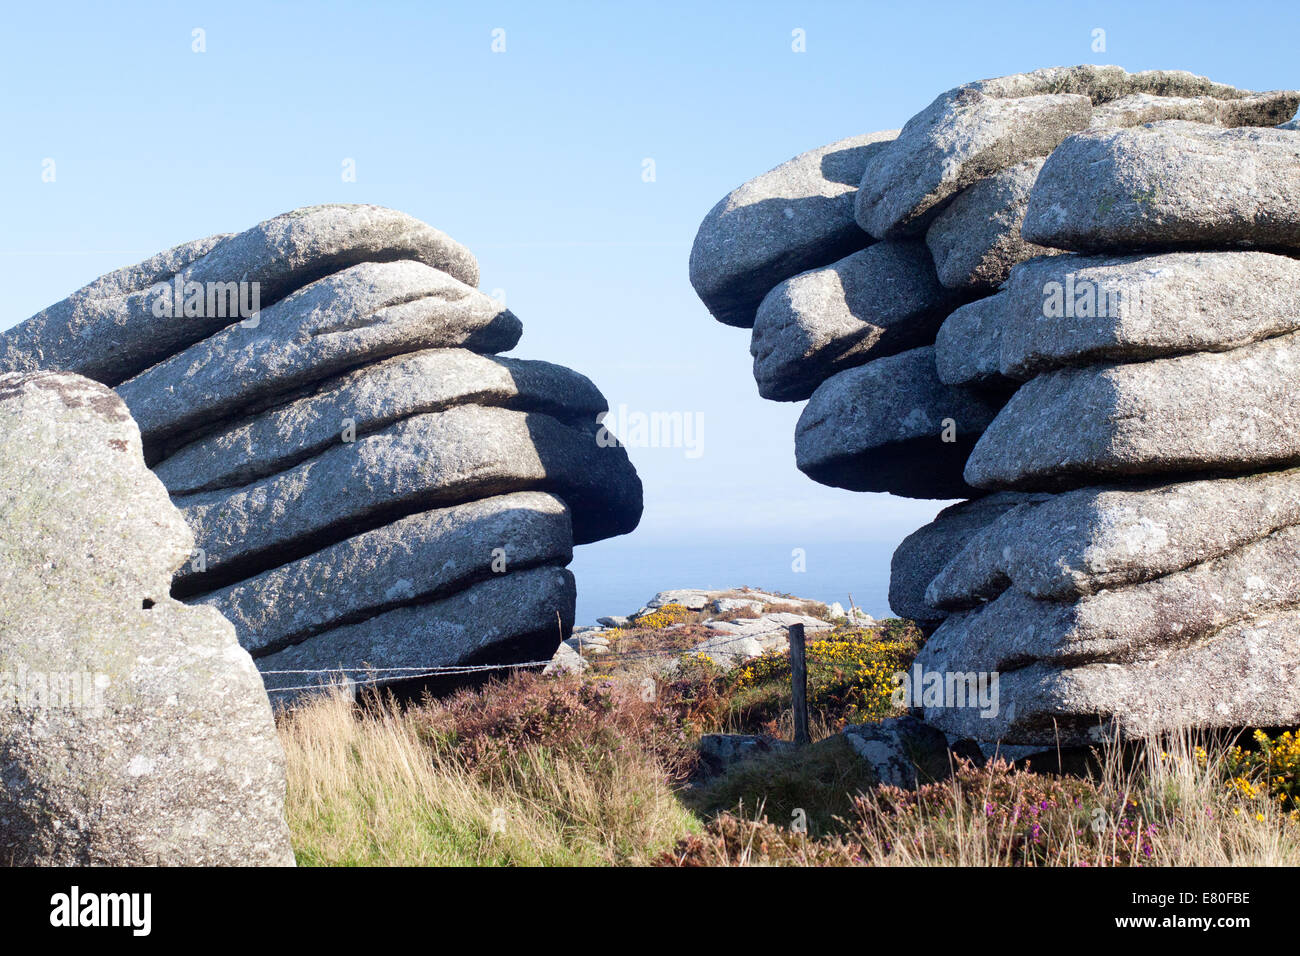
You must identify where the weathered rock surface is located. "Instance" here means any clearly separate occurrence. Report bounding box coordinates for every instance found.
[174,405,641,591]
[926,468,1300,606]
[796,346,1005,498]
[859,68,1295,241]
[889,492,1049,625]
[936,251,1300,385]
[257,566,576,703]
[689,131,898,327]
[842,716,953,788]
[750,241,962,401]
[0,372,292,865]
[196,492,573,656]
[925,158,1059,290]
[9,206,641,702]
[918,608,1300,744]
[990,251,1300,380]
[154,349,605,495]
[932,293,1015,389]
[923,523,1300,675]
[966,331,1300,490]
[1023,122,1300,253]
[1089,90,1300,128]
[0,204,478,385]
[118,260,521,451]
[854,88,1091,239]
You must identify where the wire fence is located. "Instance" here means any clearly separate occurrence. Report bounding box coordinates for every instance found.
[258,629,782,695]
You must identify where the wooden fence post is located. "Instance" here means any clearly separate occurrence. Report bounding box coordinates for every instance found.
[789,623,810,746]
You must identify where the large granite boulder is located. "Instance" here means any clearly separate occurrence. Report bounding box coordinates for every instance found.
[924,158,1060,291]
[118,260,521,452]
[917,608,1300,744]
[1,205,642,700]
[889,492,1049,626]
[0,205,477,385]
[795,346,1005,499]
[854,86,1092,240]
[153,349,606,494]
[925,468,1300,605]
[750,241,961,401]
[1023,122,1300,253]
[198,492,574,656]
[958,251,1300,383]
[0,372,293,865]
[257,566,577,704]
[689,131,898,327]
[172,405,638,591]
[932,293,1015,389]
[965,331,1300,490]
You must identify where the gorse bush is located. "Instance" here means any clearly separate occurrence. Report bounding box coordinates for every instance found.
[1223,729,1300,821]
[728,621,923,731]
[631,602,694,630]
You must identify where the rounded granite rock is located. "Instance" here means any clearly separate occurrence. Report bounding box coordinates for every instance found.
[1022,122,1300,253]
[173,404,642,592]
[750,241,962,402]
[965,331,1300,490]
[117,260,521,453]
[689,131,898,328]
[153,349,607,495]
[197,491,574,656]
[0,204,478,386]
[0,371,293,866]
[795,346,1005,499]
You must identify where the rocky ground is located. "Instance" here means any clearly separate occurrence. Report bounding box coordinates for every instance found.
[546,587,871,678]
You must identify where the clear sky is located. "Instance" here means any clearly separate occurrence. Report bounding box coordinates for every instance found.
[3,1,1297,616]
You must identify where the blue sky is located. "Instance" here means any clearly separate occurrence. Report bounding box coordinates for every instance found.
[3,1,1297,615]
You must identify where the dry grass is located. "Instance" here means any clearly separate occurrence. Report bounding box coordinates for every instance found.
[279,686,698,866]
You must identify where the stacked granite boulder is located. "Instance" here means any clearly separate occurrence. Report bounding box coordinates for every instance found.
[690,66,1300,745]
[1,204,642,702]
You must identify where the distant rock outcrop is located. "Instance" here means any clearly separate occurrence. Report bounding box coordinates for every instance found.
[0,372,293,865]
[1,205,642,702]
[689,66,1300,745]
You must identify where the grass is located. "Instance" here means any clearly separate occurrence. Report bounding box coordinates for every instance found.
[280,685,698,866]
[684,735,878,838]
[277,618,1300,867]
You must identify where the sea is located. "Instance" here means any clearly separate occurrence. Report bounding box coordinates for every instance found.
[568,535,895,625]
